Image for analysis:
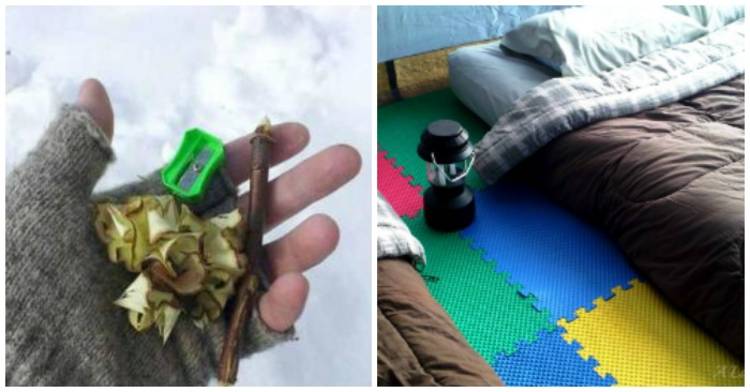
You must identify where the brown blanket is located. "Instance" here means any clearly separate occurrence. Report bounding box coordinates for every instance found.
[524,76,745,359]
[377,259,503,386]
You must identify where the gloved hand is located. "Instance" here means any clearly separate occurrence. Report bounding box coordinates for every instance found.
[6,79,362,385]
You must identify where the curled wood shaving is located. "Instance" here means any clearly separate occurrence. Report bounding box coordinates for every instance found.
[96,195,246,343]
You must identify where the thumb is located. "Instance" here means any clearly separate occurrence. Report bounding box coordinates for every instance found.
[9,78,115,199]
[77,78,114,142]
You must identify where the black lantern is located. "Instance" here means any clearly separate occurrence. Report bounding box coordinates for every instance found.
[417,119,476,231]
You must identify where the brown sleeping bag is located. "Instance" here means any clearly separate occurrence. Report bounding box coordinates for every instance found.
[523,76,744,359]
[377,259,503,386]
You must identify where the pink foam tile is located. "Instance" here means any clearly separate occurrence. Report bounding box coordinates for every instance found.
[378,150,423,218]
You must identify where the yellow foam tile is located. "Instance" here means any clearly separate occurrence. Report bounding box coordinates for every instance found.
[558,279,743,386]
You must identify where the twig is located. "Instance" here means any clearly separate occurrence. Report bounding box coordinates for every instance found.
[218,117,274,385]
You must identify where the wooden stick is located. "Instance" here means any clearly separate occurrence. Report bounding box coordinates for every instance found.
[218,118,274,385]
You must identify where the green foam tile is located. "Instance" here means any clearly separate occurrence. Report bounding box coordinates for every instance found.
[405,213,555,364]
[378,89,488,190]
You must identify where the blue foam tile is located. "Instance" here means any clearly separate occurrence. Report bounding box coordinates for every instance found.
[461,179,639,321]
[493,327,616,386]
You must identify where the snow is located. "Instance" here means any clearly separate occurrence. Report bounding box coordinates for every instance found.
[6,6,372,386]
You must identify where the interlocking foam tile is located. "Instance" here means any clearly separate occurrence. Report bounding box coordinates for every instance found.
[493,327,616,386]
[559,279,744,386]
[377,149,423,217]
[377,88,487,190]
[461,180,639,321]
[404,214,556,364]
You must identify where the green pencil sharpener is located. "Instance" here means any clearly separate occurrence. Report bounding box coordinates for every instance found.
[161,128,225,203]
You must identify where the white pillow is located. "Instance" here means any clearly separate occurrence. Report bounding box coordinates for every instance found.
[502,5,708,76]
[667,5,745,31]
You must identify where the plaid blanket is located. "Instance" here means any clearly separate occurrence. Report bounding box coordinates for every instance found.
[475,19,745,184]
[377,193,426,267]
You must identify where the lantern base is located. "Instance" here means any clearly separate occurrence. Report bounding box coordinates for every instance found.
[423,186,475,232]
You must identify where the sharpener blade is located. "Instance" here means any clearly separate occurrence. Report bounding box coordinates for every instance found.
[178,148,213,191]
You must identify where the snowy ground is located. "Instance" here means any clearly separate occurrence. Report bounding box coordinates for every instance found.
[6,6,372,386]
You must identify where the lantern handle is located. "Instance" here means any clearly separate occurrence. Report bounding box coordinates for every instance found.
[431,151,475,183]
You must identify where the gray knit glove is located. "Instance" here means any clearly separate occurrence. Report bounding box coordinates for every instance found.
[6,105,293,385]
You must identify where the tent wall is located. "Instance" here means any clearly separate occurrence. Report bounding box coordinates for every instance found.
[377,6,565,63]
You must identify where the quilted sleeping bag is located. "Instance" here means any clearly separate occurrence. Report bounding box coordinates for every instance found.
[524,75,744,359]
[474,20,744,359]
